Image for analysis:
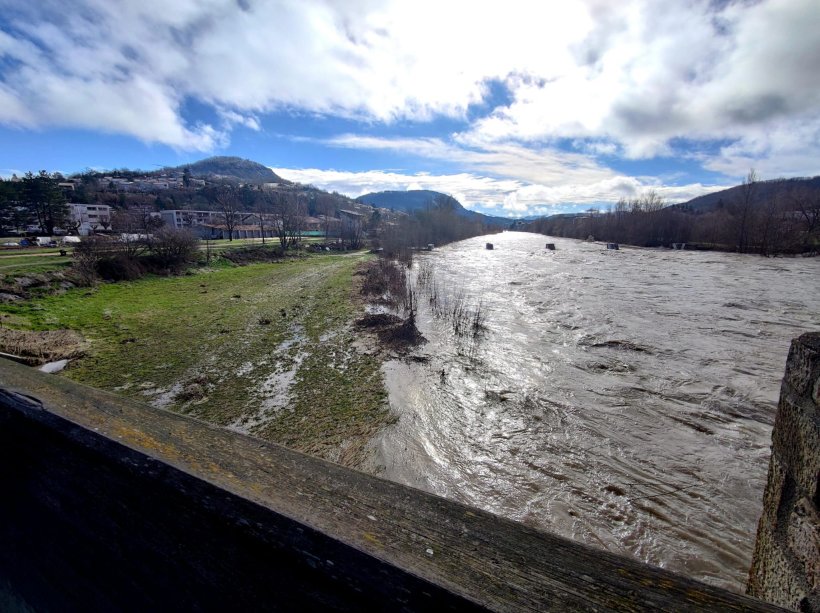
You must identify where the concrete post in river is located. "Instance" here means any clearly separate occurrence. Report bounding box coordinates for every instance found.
[748,332,820,612]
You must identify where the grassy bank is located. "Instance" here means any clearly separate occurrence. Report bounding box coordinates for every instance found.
[0,254,73,276]
[0,252,390,467]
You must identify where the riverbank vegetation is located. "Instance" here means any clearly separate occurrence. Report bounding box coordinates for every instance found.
[377,197,502,261]
[0,251,392,468]
[527,174,820,256]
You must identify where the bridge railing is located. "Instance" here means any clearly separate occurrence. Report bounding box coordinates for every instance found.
[0,356,786,611]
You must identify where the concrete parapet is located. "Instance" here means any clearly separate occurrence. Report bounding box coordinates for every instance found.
[0,357,783,611]
[749,332,820,611]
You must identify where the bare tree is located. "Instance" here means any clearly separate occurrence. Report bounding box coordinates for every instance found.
[733,169,758,253]
[110,207,163,256]
[256,199,269,245]
[287,194,306,246]
[757,193,784,257]
[641,190,666,213]
[210,183,246,241]
[341,214,365,248]
[788,186,820,251]
[263,190,305,250]
[314,193,338,239]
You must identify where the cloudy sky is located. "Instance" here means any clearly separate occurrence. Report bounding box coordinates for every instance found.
[1,0,818,217]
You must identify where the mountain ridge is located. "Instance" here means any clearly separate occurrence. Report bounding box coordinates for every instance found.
[673,176,820,212]
[162,156,287,184]
[356,189,512,227]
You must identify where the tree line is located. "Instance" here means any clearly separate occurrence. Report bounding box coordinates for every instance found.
[526,172,820,256]
[377,197,501,261]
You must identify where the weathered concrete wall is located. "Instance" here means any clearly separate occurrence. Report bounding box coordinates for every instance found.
[0,358,783,612]
[749,332,820,612]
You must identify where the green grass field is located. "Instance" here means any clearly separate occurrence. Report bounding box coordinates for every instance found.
[0,252,388,466]
[0,254,73,276]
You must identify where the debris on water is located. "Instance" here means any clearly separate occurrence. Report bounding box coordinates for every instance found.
[485,389,514,402]
[589,339,652,353]
[605,484,626,496]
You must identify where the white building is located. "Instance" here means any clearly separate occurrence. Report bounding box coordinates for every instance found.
[68,203,112,235]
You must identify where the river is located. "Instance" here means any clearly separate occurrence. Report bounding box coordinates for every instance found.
[370,231,820,592]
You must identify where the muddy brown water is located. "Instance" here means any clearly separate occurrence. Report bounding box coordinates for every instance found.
[372,231,820,592]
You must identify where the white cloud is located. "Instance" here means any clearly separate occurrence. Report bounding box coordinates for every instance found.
[323,134,614,186]
[0,0,817,179]
[458,0,820,174]
[271,165,724,217]
[218,110,261,131]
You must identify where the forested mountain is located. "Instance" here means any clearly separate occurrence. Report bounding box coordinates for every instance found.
[675,176,820,212]
[357,190,459,212]
[357,190,512,227]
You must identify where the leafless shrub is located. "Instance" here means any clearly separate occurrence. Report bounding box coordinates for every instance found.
[413,266,485,341]
[361,258,407,307]
[359,258,423,349]
[415,261,430,287]
[0,328,86,365]
[471,300,487,334]
[146,227,199,272]
[71,229,197,281]
[71,235,119,285]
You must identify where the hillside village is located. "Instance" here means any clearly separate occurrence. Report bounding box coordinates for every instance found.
[0,158,395,244]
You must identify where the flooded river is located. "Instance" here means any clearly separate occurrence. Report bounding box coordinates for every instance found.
[371,231,820,591]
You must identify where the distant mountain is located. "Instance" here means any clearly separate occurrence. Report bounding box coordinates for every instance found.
[356,190,512,227]
[356,190,458,212]
[675,176,820,211]
[167,156,286,184]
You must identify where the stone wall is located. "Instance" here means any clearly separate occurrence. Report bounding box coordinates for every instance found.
[748,332,820,612]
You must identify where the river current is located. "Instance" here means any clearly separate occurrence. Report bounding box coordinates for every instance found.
[371,231,820,592]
